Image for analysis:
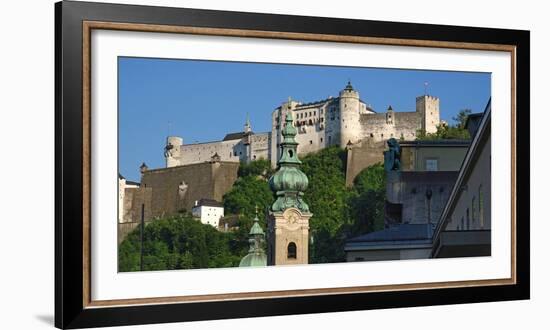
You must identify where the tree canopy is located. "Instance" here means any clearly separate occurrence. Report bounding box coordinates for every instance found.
[416,109,472,140]
[118,214,242,272]
[119,154,388,270]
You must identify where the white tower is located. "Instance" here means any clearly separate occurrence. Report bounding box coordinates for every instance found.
[164,136,183,167]
[338,81,361,146]
[416,95,440,134]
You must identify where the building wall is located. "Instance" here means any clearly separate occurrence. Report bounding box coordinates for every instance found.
[359,111,421,142]
[192,205,224,227]
[398,172,459,225]
[139,161,239,219]
[401,145,469,171]
[118,177,139,223]
[345,138,386,186]
[267,208,311,266]
[443,133,491,231]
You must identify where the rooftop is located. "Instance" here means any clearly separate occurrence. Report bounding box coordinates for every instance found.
[223,131,251,141]
[399,139,471,147]
[193,198,224,208]
[346,223,434,248]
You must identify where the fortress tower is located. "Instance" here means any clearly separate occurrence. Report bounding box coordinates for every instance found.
[164,136,183,167]
[267,113,312,265]
[416,95,440,134]
[339,81,362,146]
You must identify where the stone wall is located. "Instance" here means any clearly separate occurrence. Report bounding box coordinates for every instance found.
[359,111,421,142]
[140,161,239,218]
[345,138,386,186]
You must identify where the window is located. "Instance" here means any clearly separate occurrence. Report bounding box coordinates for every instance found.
[309,140,313,145]
[320,137,323,143]
[287,242,297,259]
[425,159,438,171]
[479,185,484,228]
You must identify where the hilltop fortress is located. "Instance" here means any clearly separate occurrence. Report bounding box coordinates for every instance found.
[164,81,441,168]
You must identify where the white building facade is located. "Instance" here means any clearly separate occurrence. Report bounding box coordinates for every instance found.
[191,199,225,228]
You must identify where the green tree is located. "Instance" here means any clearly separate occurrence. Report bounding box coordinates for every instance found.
[417,109,472,141]
[300,147,352,263]
[238,159,274,179]
[223,165,274,256]
[347,163,386,236]
[453,109,472,129]
[118,214,242,272]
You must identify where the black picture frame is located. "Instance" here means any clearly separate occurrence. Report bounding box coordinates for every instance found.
[55,1,530,328]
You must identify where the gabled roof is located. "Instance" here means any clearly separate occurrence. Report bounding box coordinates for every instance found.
[194,198,224,208]
[222,131,251,141]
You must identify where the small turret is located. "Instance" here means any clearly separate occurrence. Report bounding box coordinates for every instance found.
[165,136,183,167]
[239,207,267,267]
[244,113,252,134]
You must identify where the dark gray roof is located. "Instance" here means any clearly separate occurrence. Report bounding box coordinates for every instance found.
[400,139,471,147]
[118,173,140,186]
[347,223,434,245]
[194,198,224,208]
[223,131,250,141]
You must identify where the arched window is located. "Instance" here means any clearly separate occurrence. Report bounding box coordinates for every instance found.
[287,242,297,259]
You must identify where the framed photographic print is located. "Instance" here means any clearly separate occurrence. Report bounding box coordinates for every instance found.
[55,0,530,328]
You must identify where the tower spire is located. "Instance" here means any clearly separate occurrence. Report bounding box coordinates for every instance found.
[268,113,310,213]
[244,112,252,133]
[239,206,267,267]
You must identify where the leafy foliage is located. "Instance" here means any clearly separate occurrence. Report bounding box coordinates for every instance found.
[300,147,352,263]
[223,160,275,255]
[118,154,388,271]
[237,159,274,179]
[347,163,386,236]
[416,109,472,140]
[118,214,243,272]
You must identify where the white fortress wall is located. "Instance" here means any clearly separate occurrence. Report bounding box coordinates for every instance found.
[177,139,242,166]
[248,132,271,161]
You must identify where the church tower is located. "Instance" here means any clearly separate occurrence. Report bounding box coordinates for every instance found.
[267,113,312,265]
[338,81,361,147]
[239,208,267,267]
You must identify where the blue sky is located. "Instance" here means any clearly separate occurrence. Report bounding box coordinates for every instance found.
[119,57,490,181]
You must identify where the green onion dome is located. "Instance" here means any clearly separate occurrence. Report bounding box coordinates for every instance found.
[268,112,310,214]
[269,166,308,193]
[239,210,267,267]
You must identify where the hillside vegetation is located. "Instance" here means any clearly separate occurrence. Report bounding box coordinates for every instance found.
[119,147,386,270]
